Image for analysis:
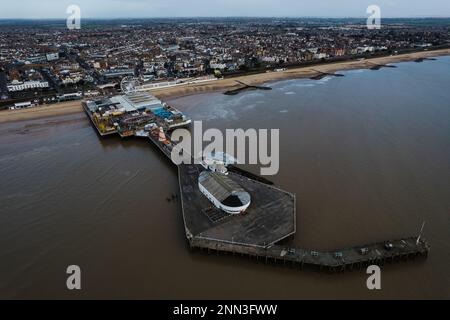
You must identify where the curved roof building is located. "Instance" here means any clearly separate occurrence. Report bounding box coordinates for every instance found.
[198,171,251,215]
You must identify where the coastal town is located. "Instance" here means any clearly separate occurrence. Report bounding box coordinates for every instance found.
[2,0,450,301]
[1,17,450,110]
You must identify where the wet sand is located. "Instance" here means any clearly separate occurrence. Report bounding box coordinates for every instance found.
[0,48,449,124]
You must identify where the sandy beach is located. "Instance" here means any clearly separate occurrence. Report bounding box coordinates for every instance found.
[0,100,83,124]
[1,48,449,124]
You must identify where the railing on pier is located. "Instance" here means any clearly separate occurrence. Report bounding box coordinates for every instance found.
[189,236,429,272]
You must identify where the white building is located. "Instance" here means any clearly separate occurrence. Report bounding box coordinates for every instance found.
[46,52,59,61]
[357,46,375,53]
[314,53,328,59]
[7,80,49,92]
[57,92,83,101]
[262,56,277,63]
[61,72,83,84]
[198,171,251,215]
[210,63,227,70]
[9,101,35,110]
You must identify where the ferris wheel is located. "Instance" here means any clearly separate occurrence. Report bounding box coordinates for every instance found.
[120,76,140,94]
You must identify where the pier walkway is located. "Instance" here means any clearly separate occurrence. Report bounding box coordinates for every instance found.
[190,237,429,272]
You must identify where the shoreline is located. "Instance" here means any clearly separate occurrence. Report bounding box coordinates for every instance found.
[1,48,449,124]
[150,48,450,99]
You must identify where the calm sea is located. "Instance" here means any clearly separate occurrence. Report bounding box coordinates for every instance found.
[1,57,449,299]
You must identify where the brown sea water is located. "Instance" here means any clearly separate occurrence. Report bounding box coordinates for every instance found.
[0,57,449,299]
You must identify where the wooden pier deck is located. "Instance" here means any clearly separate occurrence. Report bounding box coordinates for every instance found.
[190,237,429,272]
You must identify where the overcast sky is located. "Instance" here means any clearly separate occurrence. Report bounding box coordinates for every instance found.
[1,0,449,19]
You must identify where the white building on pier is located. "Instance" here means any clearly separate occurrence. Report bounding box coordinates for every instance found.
[198,171,251,215]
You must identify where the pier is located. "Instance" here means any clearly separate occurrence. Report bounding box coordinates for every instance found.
[145,130,429,271]
[84,92,430,273]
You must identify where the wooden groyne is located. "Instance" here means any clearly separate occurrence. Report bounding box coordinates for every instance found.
[366,61,398,70]
[190,237,430,272]
[224,80,272,95]
[414,57,437,63]
[310,69,345,80]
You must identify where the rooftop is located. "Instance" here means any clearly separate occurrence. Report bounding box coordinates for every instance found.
[110,92,162,112]
[199,171,251,207]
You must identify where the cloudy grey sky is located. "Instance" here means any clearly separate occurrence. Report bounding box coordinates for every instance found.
[1,0,449,19]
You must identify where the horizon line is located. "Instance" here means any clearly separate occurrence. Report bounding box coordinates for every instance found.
[1,15,450,20]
